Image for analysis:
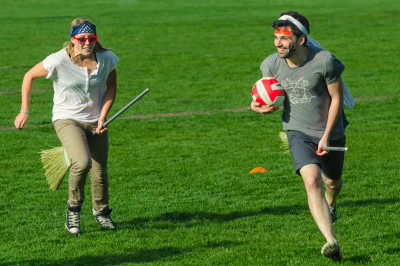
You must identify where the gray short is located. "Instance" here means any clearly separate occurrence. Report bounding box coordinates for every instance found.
[286,130,346,180]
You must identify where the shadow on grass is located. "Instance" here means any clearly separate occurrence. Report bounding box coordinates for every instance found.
[339,198,399,264]
[9,241,242,265]
[119,204,308,230]
[345,247,400,263]
[346,254,372,263]
[119,197,399,230]
[340,198,399,207]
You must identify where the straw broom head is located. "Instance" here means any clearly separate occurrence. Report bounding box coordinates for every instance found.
[279,132,290,153]
[40,147,71,190]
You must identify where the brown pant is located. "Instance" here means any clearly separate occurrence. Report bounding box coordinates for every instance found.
[54,119,109,212]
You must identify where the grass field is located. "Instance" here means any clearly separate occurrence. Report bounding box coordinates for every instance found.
[1,0,399,264]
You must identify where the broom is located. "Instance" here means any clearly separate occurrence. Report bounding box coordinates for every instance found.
[279,131,290,153]
[40,88,150,190]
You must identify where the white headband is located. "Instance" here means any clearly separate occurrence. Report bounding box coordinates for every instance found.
[278,15,308,37]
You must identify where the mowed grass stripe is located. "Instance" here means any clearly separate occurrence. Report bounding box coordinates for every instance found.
[1,95,397,130]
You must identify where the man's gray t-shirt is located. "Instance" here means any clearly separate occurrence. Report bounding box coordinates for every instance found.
[260,45,348,140]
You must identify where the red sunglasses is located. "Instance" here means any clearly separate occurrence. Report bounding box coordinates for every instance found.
[72,35,98,45]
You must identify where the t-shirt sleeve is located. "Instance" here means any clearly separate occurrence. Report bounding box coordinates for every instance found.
[42,50,67,80]
[107,51,119,73]
[260,54,277,78]
[323,53,345,85]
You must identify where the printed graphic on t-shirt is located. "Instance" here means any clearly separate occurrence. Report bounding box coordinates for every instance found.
[281,77,317,104]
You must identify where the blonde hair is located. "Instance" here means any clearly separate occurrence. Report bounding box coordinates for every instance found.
[64,17,110,63]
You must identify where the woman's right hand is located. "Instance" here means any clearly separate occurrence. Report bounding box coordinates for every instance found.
[14,62,48,130]
[250,101,279,114]
[15,112,29,130]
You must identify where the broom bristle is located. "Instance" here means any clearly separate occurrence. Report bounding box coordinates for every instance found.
[40,147,69,190]
[279,132,290,153]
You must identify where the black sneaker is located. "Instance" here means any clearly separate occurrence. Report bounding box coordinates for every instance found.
[93,207,116,229]
[321,241,342,261]
[65,203,82,235]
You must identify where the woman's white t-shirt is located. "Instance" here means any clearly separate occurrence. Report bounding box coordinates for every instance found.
[42,48,119,123]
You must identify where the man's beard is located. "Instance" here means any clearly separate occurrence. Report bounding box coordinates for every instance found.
[280,43,296,59]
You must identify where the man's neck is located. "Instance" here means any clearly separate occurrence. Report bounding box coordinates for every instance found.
[286,45,309,68]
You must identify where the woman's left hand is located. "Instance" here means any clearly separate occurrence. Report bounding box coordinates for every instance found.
[96,119,107,134]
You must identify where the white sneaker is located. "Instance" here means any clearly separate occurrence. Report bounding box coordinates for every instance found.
[329,204,338,226]
[321,241,342,261]
[65,203,81,235]
[93,207,116,229]
[325,193,338,226]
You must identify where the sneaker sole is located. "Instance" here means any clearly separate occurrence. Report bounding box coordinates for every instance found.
[65,223,80,235]
[321,242,342,261]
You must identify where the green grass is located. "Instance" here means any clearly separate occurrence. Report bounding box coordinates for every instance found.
[1,0,399,264]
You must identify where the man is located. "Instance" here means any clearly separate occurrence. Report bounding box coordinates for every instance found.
[251,11,349,261]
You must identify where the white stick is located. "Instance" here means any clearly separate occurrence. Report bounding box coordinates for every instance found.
[322,147,348,152]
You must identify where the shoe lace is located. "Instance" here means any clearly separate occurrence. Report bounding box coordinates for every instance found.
[97,215,114,228]
[68,211,80,228]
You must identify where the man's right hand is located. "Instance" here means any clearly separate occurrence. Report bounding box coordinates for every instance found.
[250,101,279,114]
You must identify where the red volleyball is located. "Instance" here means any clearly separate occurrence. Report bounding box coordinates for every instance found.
[252,77,286,108]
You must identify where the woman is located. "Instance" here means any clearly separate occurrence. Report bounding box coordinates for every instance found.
[15,18,118,235]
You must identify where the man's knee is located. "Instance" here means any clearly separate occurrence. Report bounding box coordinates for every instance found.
[324,177,342,190]
[300,164,323,192]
